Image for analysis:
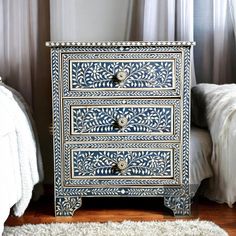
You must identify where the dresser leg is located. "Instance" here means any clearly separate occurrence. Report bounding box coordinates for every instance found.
[164,195,191,216]
[55,196,82,216]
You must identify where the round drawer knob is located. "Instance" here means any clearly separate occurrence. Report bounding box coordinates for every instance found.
[117,160,128,171]
[116,71,127,81]
[117,117,128,128]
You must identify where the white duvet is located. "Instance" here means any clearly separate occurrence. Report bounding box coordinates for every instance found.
[192,83,236,207]
[0,84,43,234]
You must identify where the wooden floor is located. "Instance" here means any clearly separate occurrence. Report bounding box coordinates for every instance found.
[5,194,236,235]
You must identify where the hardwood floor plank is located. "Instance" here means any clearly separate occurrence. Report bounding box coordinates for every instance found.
[5,195,236,235]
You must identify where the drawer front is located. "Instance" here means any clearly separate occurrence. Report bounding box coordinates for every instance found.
[72,149,173,177]
[70,60,174,89]
[63,142,181,187]
[71,106,173,134]
[63,98,181,142]
[61,50,183,98]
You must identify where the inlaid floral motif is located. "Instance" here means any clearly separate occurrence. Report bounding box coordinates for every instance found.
[71,61,173,89]
[73,150,172,177]
[72,107,172,133]
[56,197,82,216]
[49,43,192,216]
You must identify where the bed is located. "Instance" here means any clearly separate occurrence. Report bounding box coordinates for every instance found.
[0,80,43,234]
[190,126,213,196]
[191,83,236,207]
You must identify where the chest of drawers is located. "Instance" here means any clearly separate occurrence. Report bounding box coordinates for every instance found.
[46,41,195,216]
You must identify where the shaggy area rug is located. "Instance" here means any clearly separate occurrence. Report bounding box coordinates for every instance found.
[3,220,228,236]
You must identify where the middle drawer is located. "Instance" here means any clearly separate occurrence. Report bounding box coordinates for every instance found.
[62,98,181,142]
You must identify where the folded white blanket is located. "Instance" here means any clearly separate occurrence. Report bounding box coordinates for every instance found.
[0,85,43,234]
[192,83,236,207]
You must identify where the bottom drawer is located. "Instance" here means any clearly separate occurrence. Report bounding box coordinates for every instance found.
[62,142,181,187]
[72,149,173,177]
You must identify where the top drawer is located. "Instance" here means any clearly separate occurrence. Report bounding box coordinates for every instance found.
[60,50,183,98]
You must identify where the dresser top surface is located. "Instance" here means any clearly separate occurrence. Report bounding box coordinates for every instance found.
[45,41,196,47]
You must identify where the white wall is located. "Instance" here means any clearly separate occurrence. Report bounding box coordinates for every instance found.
[50,0,132,41]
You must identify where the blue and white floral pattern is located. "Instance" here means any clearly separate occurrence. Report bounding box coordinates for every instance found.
[72,106,172,134]
[71,61,173,89]
[48,42,193,216]
[73,150,172,177]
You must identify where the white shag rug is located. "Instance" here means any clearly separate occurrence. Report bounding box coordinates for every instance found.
[3,220,228,236]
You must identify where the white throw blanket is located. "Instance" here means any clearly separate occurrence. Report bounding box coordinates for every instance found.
[0,84,43,234]
[192,83,236,207]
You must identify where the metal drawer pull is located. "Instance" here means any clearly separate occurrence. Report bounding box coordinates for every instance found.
[117,117,128,128]
[116,71,127,82]
[117,160,128,171]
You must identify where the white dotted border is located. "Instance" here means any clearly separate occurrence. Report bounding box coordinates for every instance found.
[46,41,196,47]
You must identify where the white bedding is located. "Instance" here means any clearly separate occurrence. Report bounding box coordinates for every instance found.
[192,83,236,207]
[0,84,43,234]
[190,126,213,195]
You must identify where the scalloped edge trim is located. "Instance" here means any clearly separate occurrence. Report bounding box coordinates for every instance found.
[45,41,196,47]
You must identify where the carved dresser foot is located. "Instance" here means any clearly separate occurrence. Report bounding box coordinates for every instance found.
[164,195,191,216]
[55,196,82,216]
